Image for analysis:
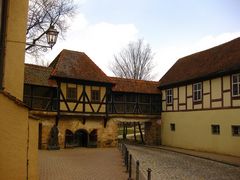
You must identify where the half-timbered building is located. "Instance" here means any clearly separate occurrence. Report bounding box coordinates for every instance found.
[24,49,161,149]
[159,38,240,157]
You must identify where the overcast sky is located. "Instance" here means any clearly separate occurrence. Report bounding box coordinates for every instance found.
[26,0,240,81]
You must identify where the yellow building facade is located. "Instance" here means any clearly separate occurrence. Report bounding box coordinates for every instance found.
[159,38,240,157]
[0,0,38,179]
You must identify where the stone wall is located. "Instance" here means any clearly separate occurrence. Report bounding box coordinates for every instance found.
[39,116,118,149]
[144,119,161,145]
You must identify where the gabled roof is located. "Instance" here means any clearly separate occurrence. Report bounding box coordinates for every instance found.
[49,49,112,84]
[24,64,56,87]
[111,77,160,94]
[159,37,240,88]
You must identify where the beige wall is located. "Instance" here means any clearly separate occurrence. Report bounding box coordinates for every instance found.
[60,83,106,113]
[161,73,240,156]
[161,74,240,112]
[28,118,39,180]
[3,0,29,100]
[0,0,39,179]
[161,109,240,157]
[0,94,27,179]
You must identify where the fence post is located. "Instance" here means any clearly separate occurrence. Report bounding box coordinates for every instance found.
[136,160,139,180]
[128,154,132,180]
[147,168,152,180]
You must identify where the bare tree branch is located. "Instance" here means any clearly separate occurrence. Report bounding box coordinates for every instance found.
[110,39,155,80]
[26,0,77,59]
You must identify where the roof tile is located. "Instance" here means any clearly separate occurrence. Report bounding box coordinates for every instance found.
[111,77,160,94]
[50,49,112,84]
[159,37,240,88]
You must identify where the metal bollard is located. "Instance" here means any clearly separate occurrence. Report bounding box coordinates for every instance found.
[136,160,139,180]
[147,168,152,180]
[126,150,129,171]
[128,154,132,180]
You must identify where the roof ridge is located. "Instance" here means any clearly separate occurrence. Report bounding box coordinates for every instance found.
[25,63,48,69]
[178,37,240,63]
[110,76,159,83]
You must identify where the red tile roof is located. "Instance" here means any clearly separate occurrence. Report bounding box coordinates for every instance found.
[24,64,56,87]
[159,37,240,88]
[111,77,160,94]
[50,49,112,84]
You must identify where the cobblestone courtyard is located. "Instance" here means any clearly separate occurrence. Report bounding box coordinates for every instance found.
[39,148,127,180]
[127,145,240,180]
[39,146,240,180]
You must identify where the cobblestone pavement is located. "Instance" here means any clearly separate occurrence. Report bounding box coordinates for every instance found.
[39,148,127,180]
[127,145,240,180]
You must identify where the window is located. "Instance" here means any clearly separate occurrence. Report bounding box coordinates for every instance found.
[193,82,202,102]
[170,123,175,131]
[66,86,77,100]
[232,125,240,136]
[232,73,240,97]
[91,89,100,102]
[139,95,150,103]
[114,94,124,102]
[166,89,173,104]
[126,94,136,102]
[211,125,220,135]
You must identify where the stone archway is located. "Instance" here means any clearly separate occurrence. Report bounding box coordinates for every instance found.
[74,129,88,147]
[89,129,97,147]
[65,129,74,148]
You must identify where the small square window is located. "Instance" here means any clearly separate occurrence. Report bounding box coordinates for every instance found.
[232,125,240,136]
[91,89,100,102]
[211,125,220,135]
[170,123,175,131]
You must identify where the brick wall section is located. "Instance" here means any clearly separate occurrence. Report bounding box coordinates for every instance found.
[144,119,161,145]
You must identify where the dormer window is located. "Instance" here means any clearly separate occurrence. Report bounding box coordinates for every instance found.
[232,73,240,97]
[193,82,202,102]
[166,89,173,104]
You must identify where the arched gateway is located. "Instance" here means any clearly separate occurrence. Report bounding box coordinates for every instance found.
[74,129,88,147]
[65,129,89,148]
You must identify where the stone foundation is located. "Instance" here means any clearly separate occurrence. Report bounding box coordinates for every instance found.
[144,119,161,145]
[38,116,118,149]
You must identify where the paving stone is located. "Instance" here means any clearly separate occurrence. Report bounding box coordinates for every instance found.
[39,148,128,180]
[127,145,240,180]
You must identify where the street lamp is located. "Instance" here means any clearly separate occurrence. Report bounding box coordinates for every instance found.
[46,25,59,48]
[26,25,59,50]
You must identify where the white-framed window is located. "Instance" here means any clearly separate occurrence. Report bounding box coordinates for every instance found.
[211,124,220,135]
[166,89,173,104]
[232,125,240,136]
[232,73,240,97]
[193,82,202,102]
